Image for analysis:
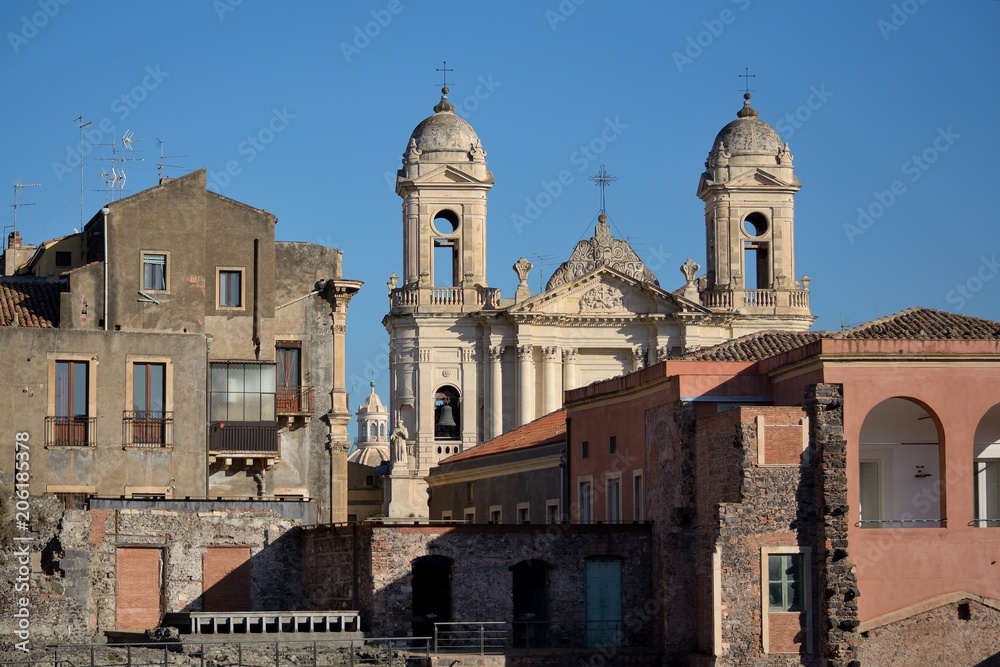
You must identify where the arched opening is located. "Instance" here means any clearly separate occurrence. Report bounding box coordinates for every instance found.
[432,210,460,288]
[974,404,1000,527]
[742,212,770,290]
[859,398,942,528]
[367,422,376,440]
[434,386,461,440]
[411,555,452,638]
[512,560,550,648]
[378,422,386,441]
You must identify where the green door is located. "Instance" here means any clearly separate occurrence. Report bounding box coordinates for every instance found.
[585,557,622,648]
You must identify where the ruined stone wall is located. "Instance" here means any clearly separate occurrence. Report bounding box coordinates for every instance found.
[694,405,820,666]
[644,401,698,659]
[300,523,654,646]
[0,498,302,654]
[856,597,1000,666]
[804,383,861,667]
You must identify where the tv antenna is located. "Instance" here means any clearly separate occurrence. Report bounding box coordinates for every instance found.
[97,130,143,202]
[155,138,188,181]
[9,182,40,236]
[530,253,556,292]
[73,115,90,226]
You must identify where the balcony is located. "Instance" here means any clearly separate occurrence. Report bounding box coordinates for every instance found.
[699,288,810,314]
[122,411,173,448]
[276,386,315,416]
[209,421,280,468]
[45,416,96,447]
[389,285,502,310]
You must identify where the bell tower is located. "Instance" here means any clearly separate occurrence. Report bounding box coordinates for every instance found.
[396,86,494,301]
[696,92,813,331]
[384,84,496,518]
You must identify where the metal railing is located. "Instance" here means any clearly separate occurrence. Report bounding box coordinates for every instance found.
[857,518,947,528]
[45,416,96,447]
[432,620,628,654]
[276,386,315,415]
[122,411,173,448]
[209,421,280,455]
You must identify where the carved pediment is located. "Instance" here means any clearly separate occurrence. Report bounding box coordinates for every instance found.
[503,266,705,320]
[725,167,797,189]
[546,221,658,290]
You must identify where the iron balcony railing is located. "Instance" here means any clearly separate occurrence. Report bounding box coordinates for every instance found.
[122,411,173,448]
[276,386,315,415]
[209,421,280,456]
[45,416,96,447]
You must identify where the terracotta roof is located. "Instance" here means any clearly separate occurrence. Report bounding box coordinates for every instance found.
[680,308,1000,363]
[835,307,1000,340]
[0,278,64,328]
[680,331,823,362]
[439,409,566,464]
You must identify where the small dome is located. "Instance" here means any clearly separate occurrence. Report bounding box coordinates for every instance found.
[348,443,390,467]
[358,380,387,415]
[711,93,783,156]
[407,88,483,159]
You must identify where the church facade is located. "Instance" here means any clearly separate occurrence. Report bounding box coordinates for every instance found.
[383,88,814,517]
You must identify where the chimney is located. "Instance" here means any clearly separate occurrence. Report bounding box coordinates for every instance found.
[8,231,22,249]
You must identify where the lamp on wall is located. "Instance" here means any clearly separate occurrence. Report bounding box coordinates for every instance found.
[914,465,932,478]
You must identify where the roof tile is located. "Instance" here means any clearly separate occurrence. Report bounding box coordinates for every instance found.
[439,409,566,464]
[0,278,64,328]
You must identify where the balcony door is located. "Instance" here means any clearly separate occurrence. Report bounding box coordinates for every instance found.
[276,342,301,413]
[133,363,166,445]
[55,361,88,445]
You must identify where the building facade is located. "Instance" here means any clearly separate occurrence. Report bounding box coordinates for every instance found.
[565,308,1000,665]
[0,169,361,523]
[383,91,814,517]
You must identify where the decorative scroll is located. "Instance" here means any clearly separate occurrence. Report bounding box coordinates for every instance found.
[546,221,659,290]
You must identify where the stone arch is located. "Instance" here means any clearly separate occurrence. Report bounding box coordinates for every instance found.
[434,385,461,440]
[858,397,944,528]
[973,403,1000,527]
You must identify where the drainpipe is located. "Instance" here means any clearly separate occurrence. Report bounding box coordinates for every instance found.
[252,238,260,359]
[101,207,109,331]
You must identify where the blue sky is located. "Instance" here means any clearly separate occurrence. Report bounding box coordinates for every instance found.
[3,1,999,437]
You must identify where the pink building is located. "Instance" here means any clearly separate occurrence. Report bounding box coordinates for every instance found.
[566,308,1000,666]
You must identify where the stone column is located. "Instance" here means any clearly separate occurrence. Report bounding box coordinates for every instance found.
[327,280,361,524]
[562,348,578,392]
[542,347,561,415]
[517,345,533,427]
[489,345,504,439]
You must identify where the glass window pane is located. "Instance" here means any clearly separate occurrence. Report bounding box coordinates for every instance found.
[260,393,275,421]
[768,582,783,609]
[768,555,781,581]
[71,362,87,417]
[260,365,275,393]
[244,364,260,392]
[56,361,69,417]
[211,365,229,392]
[150,364,165,413]
[134,364,147,414]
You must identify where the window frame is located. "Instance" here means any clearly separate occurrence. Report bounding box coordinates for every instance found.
[124,356,174,448]
[577,476,594,524]
[633,470,644,521]
[760,546,813,654]
[605,472,622,523]
[217,267,245,309]
[47,354,97,448]
[141,251,169,292]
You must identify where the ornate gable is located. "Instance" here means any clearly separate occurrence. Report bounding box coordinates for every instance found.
[407,164,491,186]
[546,220,658,290]
[504,266,705,320]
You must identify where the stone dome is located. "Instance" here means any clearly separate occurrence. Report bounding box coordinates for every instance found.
[358,382,387,415]
[711,93,783,156]
[406,88,483,159]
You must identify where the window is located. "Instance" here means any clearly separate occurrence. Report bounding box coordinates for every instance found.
[546,500,560,525]
[974,404,1000,527]
[578,479,593,524]
[210,362,276,421]
[464,508,475,523]
[490,506,502,524]
[276,341,312,414]
[767,553,803,612]
[582,440,590,459]
[218,268,244,308]
[466,482,474,503]
[610,436,617,454]
[142,253,167,291]
[517,503,530,524]
[441,510,453,521]
[49,360,91,446]
[607,476,621,523]
[127,362,170,447]
[55,251,72,267]
[633,471,644,521]
[761,547,813,654]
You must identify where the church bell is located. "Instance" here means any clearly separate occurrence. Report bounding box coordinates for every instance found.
[436,401,457,427]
